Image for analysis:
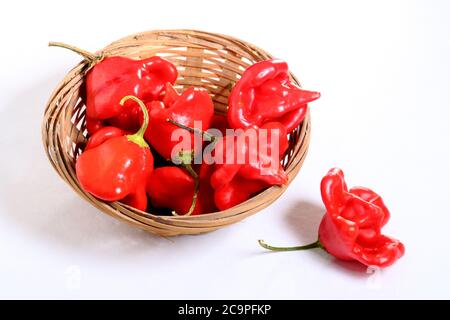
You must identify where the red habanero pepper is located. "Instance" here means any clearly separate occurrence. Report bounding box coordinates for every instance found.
[228,60,320,133]
[259,168,405,268]
[210,122,289,210]
[146,163,217,216]
[49,42,178,133]
[145,83,214,160]
[76,96,153,211]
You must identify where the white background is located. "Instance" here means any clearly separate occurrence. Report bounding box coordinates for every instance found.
[0,0,449,299]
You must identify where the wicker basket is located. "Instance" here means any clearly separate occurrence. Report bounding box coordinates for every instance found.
[42,29,311,236]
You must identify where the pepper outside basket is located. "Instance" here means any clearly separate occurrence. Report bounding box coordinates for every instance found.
[42,29,311,236]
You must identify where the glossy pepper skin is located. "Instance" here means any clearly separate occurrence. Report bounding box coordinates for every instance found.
[228,60,320,133]
[146,164,217,215]
[259,168,404,269]
[49,42,178,133]
[318,168,404,267]
[211,122,289,210]
[146,83,214,160]
[85,56,177,134]
[76,96,153,211]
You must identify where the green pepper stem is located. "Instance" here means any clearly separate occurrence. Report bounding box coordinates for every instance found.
[166,118,216,142]
[120,96,149,148]
[173,163,199,217]
[48,42,99,62]
[258,239,323,252]
[172,152,199,217]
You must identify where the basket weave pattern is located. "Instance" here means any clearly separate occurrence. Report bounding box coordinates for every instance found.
[42,30,311,236]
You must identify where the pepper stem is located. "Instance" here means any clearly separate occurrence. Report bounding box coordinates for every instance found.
[166,118,216,142]
[48,42,99,62]
[258,239,323,252]
[120,96,149,148]
[172,151,199,217]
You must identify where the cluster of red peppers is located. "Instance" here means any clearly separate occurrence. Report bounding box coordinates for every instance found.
[53,42,318,216]
[54,41,404,269]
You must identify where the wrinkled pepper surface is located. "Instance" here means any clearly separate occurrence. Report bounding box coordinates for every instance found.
[211,122,289,210]
[146,83,214,160]
[318,168,405,267]
[49,42,178,133]
[228,59,320,133]
[259,168,405,268]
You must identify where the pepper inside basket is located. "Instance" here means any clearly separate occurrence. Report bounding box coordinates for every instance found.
[42,29,311,236]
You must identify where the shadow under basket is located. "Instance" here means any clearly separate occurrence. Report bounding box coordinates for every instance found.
[42,29,311,236]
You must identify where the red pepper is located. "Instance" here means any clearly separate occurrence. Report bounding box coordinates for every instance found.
[76,96,153,211]
[145,83,214,160]
[211,122,289,210]
[228,60,320,133]
[146,163,217,215]
[259,168,405,268]
[318,168,404,267]
[49,42,178,133]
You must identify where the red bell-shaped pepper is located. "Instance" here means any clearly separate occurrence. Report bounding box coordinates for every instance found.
[259,168,405,269]
[146,163,217,215]
[76,96,154,211]
[49,42,178,133]
[228,60,320,133]
[145,83,214,160]
[210,122,289,210]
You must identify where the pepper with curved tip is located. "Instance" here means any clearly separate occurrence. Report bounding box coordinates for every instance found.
[259,168,405,268]
[76,96,154,211]
[49,42,178,133]
[228,59,320,133]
